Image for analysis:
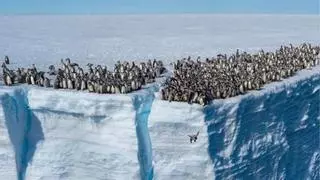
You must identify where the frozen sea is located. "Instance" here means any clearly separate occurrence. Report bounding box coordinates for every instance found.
[0,14,319,180]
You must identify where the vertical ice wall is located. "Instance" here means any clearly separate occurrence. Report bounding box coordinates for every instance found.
[0,88,20,180]
[0,86,156,180]
[0,101,17,179]
[204,75,320,180]
[148,98,213,180]
[0,87,44,180]
[25,89,140,180]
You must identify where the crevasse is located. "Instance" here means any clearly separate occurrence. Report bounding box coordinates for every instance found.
[133,85,158,180]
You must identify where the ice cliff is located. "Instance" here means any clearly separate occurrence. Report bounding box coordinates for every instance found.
[204,70,320,180]
[0,67,319,180]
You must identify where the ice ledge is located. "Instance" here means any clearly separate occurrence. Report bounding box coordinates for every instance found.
[0,65,319,180]
[28,88,133,116]
[207,65,320,106]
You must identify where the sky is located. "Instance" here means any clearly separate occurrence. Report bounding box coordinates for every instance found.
[0,0,319,15]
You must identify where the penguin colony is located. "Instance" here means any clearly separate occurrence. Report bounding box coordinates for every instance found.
[1,43,319,105]
[161,43,320,105]
[2,57,166,94]
[2,57,51,88]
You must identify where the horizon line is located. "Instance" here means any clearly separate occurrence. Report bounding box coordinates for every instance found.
[0,12,319,16]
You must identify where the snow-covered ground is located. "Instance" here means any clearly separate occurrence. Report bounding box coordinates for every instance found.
[0,15,319,180]
[0,14,319,69]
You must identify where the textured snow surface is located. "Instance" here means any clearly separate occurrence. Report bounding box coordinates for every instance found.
[148,100,213,179]
[27,90,138,180]
[0,89,20,180]
[1,87,139,180]
[0,15,319,180]
[0,15,319,69]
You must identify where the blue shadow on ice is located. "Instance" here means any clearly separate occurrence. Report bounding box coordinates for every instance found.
[31,108,107,124]
[0,88,44,180]
[132,85,158,180]
[203,75,320,180]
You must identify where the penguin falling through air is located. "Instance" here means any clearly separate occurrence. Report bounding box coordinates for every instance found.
[188,131,200,143]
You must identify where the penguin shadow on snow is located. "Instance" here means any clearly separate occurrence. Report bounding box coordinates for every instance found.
[1,91,44,180]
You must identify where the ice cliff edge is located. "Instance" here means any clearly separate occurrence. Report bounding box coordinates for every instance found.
[0,66,319,180]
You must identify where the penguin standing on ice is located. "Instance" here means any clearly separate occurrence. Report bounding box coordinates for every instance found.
[48,65,56,75]
[4,56,10,64]
[44,77,51,88]
[53,77,60,89]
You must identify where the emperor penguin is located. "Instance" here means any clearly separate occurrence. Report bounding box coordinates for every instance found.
[48,65,56,75]
[191,91,199,104]
[276,73,280,81]
[111,85,115,94]
[128,71,134,80]
[62,76,67,89]
[16,68,24,83]
[100,82,108,94]
[32,64,37,73]
[247,80,252,90]
[216,90,221,99]
[198,96,207,106]
[59,78,64,89]
[87,81,95,93]
[105,84,111,93]
[262,72,267,83]
[239,84,244,94]
[120,72,126,81]
[25,74,31,84]
[222,89,227,98]
[30,74,36,85]
[53,77,60,89]
[155,68,161,77]
[115,85,121,94]
[168,91,174,102]
[137,80,142,90]
[40,72,46,86]
[75,76,81,90]
[37,75,44,87]
[4,56,10,64]
[188,131,200,143]
[161,89,167,100]
[44,77,50,88]
[94,81,100,93]
[80,78,87,91]
[244,80,248,90]
[121,84,128,94]
[67,76,74,89]
[4,73,13,86]
[131,80,136,91]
